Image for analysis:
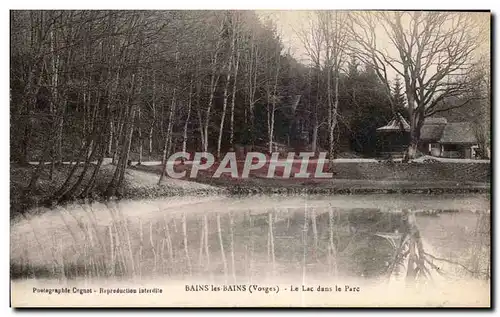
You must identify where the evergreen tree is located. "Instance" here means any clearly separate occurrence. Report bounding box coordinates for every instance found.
[392,76,407,116]
[347,55,360,79]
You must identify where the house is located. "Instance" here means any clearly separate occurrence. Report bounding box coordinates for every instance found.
[377,115,479,159]
[434,121,478,159]
[375,113,411,158]
[419,118,479,158]
[419,117,448,156]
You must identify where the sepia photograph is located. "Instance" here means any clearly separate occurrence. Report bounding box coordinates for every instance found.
[9,9,491,308]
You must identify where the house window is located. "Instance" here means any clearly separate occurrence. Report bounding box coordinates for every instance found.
[471,145,479,159]
[445,144,460,151]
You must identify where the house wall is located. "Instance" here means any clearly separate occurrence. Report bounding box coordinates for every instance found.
[430,144,442,157]
[376,132,410,156]
[418,142,441,157]
[441,150,462,158]
[464,147,472,159]
[441,144,474,159]
[377,131,479,160]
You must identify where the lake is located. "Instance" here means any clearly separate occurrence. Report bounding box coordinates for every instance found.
[10,193,491,307]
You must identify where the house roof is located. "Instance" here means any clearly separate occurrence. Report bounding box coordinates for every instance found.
[377,114,478,145]
[439,122,478,144]
[424,117,448,125]
[420,124,446,142]
[418,117,478,144]
[420,117,447,142]
[376,113,410,132]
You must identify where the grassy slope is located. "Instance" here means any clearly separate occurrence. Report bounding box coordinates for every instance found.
[10,160,490,217]
[10,164,222,218]
[135,161,490,195]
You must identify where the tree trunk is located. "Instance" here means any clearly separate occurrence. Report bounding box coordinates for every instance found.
[149,66,157,160]
[268,49,280,154]
[108,119,114,157]
[115,107,136,194]
[159,87,176,184]
[327,64,339,171]
[196,94,205,152]
[204,72,220,152]
[50,140,89,201]
[247,38,258,145]
[137,108,143,165]
[312,121,319,154]
[217,27,235,159]
[182,81,193,154]
[159,83,165,155]
[163,92,176,161]
[230,46,240,146]
[80,138,106,198]
[106,65,140,197]
[112,105,125,165]
[268,107,275,154]
[56,104,65,164]
[327,64,334,162]
[148,125,154,161]
[60,132,101,201]
[59,100,106,201]
[203,33,223,153]
[108,69,121,159]
[404,107,424,162]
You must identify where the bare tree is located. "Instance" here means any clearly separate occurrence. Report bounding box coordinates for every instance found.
[229,27,241,147]
[262,22,283,154]
[200,14,225,153]
[244,32,261,144]
[319,11,348,165]
[182,79,193,154]
[348,11,483,159]
[217,12,237,159]
[296,13,325,154]
[296,11,348,162]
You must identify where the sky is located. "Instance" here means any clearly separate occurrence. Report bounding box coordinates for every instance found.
[256,10,312,62]
[256,10,491,82]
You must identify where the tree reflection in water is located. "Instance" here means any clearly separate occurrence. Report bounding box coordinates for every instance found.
[10,202,491,286]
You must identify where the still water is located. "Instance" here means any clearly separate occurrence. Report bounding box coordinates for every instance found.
[11,193,490,285]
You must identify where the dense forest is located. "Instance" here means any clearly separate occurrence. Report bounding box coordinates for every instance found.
[9,12,491,300]
[10,10,489,199]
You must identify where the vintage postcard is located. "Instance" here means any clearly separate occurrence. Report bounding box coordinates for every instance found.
[9,9,491,308]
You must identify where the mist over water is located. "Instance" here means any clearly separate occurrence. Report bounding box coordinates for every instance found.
[10,194,490,307]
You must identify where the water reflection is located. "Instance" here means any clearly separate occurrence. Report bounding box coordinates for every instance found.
[10,195,490,286]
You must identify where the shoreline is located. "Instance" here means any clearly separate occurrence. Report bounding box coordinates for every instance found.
[10,162,491,218]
